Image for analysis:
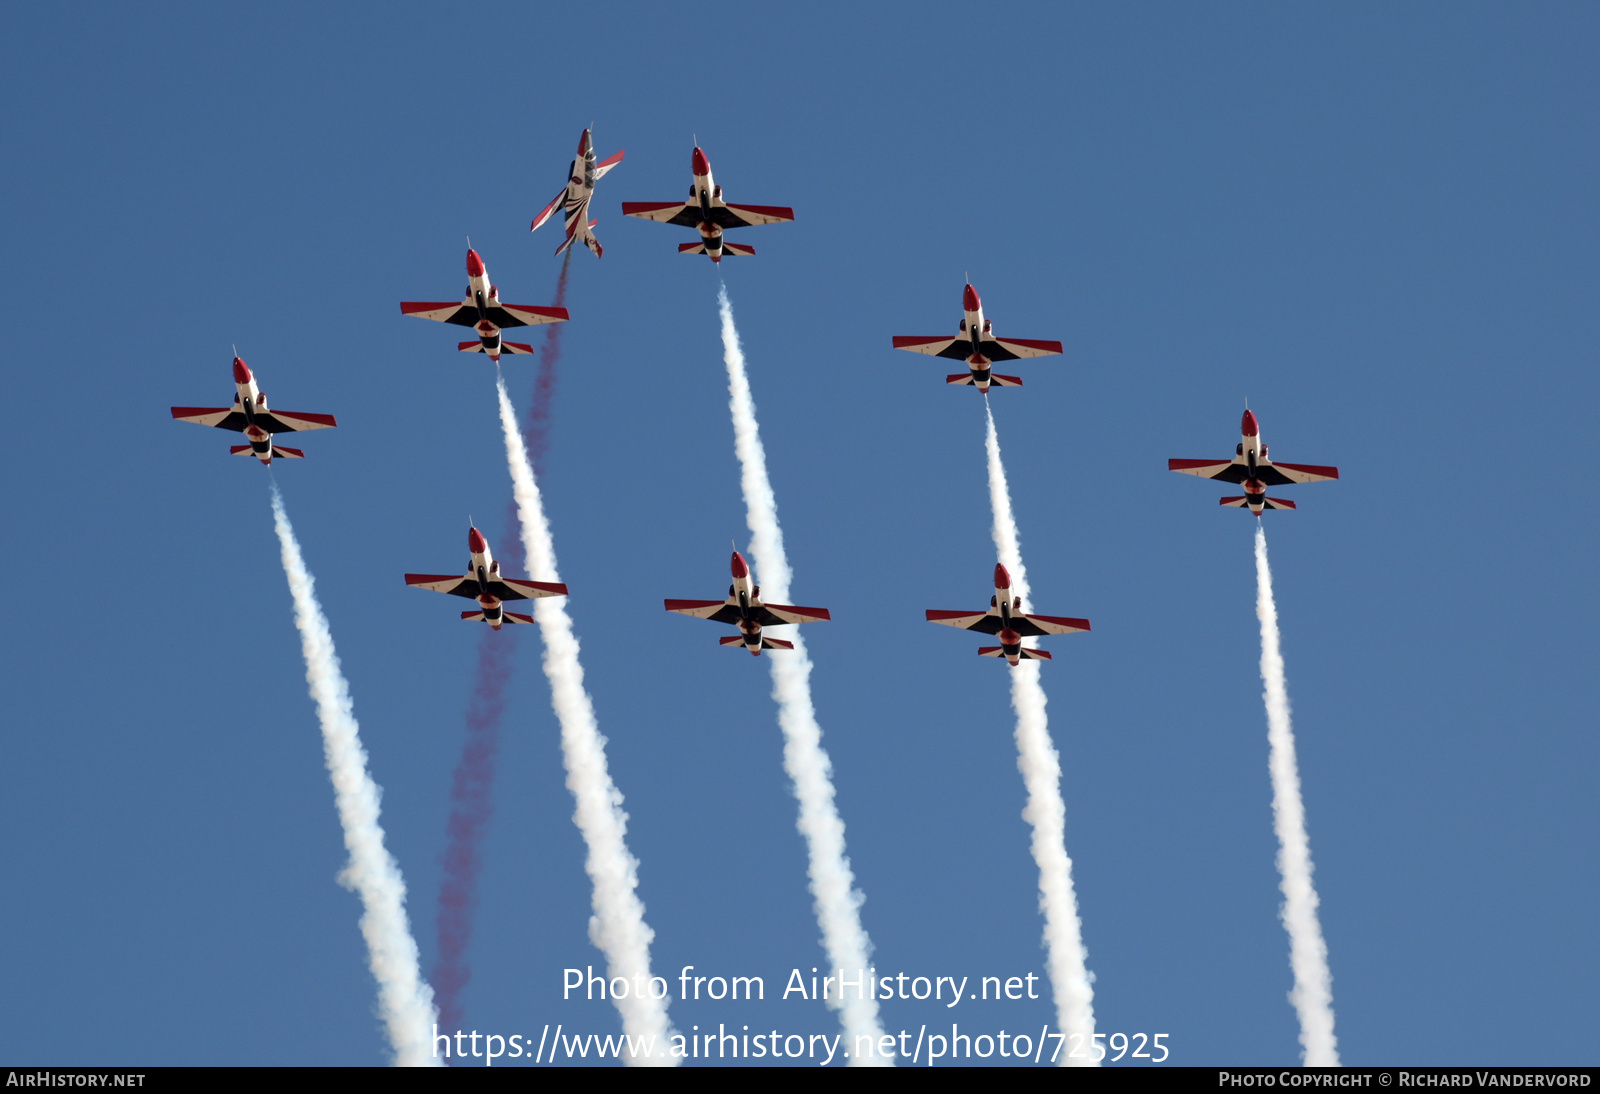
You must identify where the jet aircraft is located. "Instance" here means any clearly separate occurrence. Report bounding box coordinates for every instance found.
[622,147,793,262]
[892,284,1064,393]
[1168,409,1339,516]
[405,525,568,629]
[170,356,337,465]
[530,128,624,258]
[925,564,1090,666]
[664,551,829,654]
[400,248,569,362]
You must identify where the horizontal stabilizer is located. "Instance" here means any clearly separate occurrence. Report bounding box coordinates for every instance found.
[719,635,795,651]
[978,646,1053,661]
[1220,496,1297,510]
[230,444,304,459]
[722,242,756,257]
[230,445,252,456]
[458,340,536,355]
[678,241,705,254]
[461,610,536,625]
[945,373,975,385]
[991,374,1024,387]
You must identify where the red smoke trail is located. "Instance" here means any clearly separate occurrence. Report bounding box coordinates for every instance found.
[430,253,571,1042]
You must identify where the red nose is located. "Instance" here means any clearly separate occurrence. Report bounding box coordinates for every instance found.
[730,551,749,579]
[963,284,981,313]
[468,527,487,553]
[994,563,1011,589]
[1242,409,1259,437]
[578,128,591,154]
[692,147,709,176]
[466,249,485,278]
[232,357,251,384]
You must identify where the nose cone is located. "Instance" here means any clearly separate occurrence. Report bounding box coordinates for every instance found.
[466,248,485,278]
[1242,409,1260,437]
[468,527,487,553]
[730,551,749,579]
[994,563,1011,589]
[232,357,252,384]
[963,284,981,313]
[578,128,592,154]
[691,146,709,176]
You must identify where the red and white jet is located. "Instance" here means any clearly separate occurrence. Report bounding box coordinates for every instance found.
[622,146,793,263]
[925,564,1090,666]
[530,128,624,258]
[892,284,1064,394]
[400,248,569,362]
[664,550,829,655]
[170,356,337,465]
[1168,409,1339,517]
[405,525,568,629]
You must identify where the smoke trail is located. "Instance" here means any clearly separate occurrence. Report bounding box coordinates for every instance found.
[269,484,439,1067]
[494,372,677,1065]
[431,257,571,1037]
[524,250,572,480]
[718,287,889,1064]
[1254,525,1339,1066]
[982,405,1097,1065]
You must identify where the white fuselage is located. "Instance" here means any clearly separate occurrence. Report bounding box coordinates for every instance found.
[234,374,275,460]
[730,567,766,649]
[469,543,507,627]
[466,264,503,354]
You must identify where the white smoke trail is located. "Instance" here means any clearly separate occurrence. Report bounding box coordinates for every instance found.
[1254,525,1339,1066]
[982,406,1097,1066]
[718,287,889,1064]
[268,485,440,1067]
[494,375,678,1066]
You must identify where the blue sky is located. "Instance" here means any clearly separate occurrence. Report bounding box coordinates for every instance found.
[0,2,1594,1066]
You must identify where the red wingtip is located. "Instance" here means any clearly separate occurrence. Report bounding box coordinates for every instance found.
[1242,409,1260,437]
[232,357,251,384]
[466,248,485,277]
[730,551,749,579]
[963,283,981,313]
[692,146,709,176]
[994,562,1011,589]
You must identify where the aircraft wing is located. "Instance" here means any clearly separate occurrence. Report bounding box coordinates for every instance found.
[892,336,971,361]
[594,149,624,179]
[1168,458,1248,483]
[622,201,700,226]
[171,406,247,430]
[171,406,336,434]
[713,203,794,228]
[1016,613,1090,636]
[983,337,1064,361]
[925,609,1001,633]
[406,573,477,597]
[664,598,743,624]
[1262,461,1339,484]
[492,577,569,600]
[530,187,569,231]
[400,301,477,326]
[490,304,570,328]
[753,603,830,625]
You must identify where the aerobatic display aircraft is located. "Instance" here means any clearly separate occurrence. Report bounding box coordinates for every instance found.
[530,128,624,258]
[1168,409,1339,517]
[170,356,337,465]
[404,525,568,629]
[664,551,829,655]
[400,248,569,362]
[622,146,793,263]
[925,564,1090,666]
[892,284,1064,393]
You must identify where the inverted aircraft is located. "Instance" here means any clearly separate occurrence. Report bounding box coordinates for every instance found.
[1168,409,1339,516]
[400,248,569,362]
[530,128,625,258]
[405,525,568,629]
[925,564,1090,665]
[892,284,1064,393]
[664,551,829,654]
[170,357,337,465]
[622,147,793,263]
